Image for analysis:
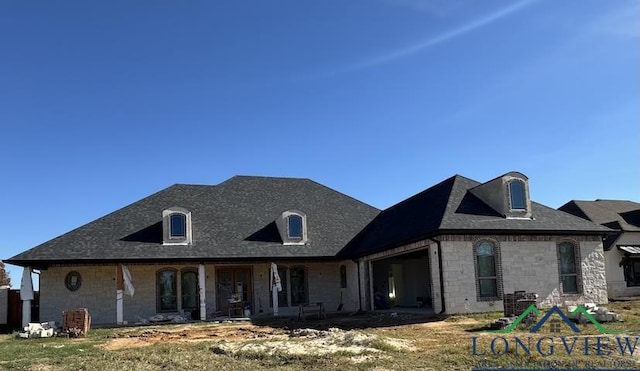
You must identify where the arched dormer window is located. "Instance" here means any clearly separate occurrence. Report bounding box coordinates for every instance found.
[276,210,308,245]
[508,180,527,211]
[162,207,192,245]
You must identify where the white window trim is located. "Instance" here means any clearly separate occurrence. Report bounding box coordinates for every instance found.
[162,207,193,245]
[277,210,308,245]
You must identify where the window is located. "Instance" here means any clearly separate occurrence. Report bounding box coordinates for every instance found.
[473,240,502,301]
[162,207,192,245]
[508,180,527,210]
[181,269,198,311]
[287,215,303,239]
[340,265,347,289]
[623,259,640,287]
[290,267,308,305]
[170,214,186,238]
[278,210,307,244]
[65,271,82,292]
[557,241,581,294]
[268,266,307,307]
[157,269,177,312]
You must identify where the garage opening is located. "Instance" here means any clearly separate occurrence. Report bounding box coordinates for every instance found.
[371,249,432,310]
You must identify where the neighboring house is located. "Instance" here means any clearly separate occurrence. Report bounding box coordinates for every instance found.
[6,172,611,324]
[559,200,640,299]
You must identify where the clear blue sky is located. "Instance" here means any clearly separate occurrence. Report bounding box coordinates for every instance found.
[1,0,638,287]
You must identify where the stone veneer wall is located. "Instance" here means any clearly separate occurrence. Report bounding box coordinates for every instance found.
[438,235,607,314]
[41,261,354,325]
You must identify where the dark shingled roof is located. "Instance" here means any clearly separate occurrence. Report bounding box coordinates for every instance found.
[559,200,640,232]
[339,175,611,258]
[7,176,380,267]
[559,199,640,250]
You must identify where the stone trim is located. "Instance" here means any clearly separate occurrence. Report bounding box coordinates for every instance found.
[472,237,504,302]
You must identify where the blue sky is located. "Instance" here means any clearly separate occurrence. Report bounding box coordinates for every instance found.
[1,0,638,287]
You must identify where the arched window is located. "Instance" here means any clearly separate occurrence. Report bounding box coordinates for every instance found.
[157,269,177,312]
[170,213,186,238]
[340,265,347,289]
[287,215,303,239]
[181,269,198,311]
[474,240,502,300]
[557,241,582,294]
[508,180,527,210]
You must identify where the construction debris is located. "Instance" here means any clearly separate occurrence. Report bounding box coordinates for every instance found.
[17,322,55,338]
[490,290,539,329]
[568,303,623,324]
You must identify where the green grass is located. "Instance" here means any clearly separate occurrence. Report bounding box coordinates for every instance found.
[0,301,639,370]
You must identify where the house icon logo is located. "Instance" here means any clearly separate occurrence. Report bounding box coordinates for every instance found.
[489,305,623,334]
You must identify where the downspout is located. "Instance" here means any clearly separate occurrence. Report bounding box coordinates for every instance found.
[353,259,362,312]
[429,238,446,314]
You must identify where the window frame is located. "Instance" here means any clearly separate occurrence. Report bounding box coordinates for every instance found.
[156,268,178,312]
[508,180,527,211]
[162,207,192,245]
[556,240,582,295]
[279,210,307,245]
[170,213,187,239]
[473,239,503,302]
[287,215,303,240]
[180,268,199,312]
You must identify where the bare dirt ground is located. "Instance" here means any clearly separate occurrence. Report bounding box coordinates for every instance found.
[100,312,426,358]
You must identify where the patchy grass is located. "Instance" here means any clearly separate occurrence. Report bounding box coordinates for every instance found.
[0,301,639,370]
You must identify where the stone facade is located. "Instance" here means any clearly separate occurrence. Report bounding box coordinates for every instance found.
[40,261,356,325]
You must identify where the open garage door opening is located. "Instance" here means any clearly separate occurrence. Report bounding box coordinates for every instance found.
[371,249,432,310]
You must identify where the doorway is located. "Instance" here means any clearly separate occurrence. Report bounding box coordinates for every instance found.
[216,268,252,313]
[371,249,431,309]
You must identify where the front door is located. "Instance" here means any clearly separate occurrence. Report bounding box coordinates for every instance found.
[216,267,252,313]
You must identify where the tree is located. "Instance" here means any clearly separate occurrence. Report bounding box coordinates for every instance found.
[0,261,10,287]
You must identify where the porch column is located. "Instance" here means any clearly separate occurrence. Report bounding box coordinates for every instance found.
[198,264,206,320]
[116,264,124,325]
[20,267,33,328]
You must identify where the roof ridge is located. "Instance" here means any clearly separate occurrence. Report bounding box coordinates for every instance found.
[437,175,477,230]
[380,174,460,212]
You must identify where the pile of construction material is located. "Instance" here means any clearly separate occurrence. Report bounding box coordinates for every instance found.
[61,308,91,337]
[16,322,55,338]
[489,290,539,330]
[568,303,623,323]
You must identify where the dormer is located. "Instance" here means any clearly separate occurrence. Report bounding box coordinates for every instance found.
[470,171,532,219]
[276,210,308,245]
[162,206,193,245]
